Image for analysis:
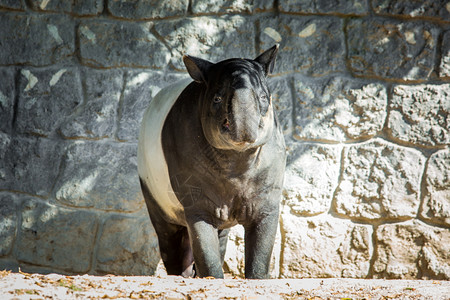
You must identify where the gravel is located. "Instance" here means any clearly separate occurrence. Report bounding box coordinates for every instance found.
[1,270,449,299]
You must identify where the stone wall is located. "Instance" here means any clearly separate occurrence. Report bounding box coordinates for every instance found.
[0,0,449,279]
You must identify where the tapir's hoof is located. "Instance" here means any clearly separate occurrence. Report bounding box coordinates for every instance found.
[181,262,195,278]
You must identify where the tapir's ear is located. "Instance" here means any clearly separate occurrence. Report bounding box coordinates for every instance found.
[254,44,279,76]
[183,55,212,83]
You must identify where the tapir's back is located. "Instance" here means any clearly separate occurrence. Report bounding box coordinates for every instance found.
[137,78,192,225]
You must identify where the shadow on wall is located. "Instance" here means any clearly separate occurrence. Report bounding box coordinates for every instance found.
[0,0,449,279]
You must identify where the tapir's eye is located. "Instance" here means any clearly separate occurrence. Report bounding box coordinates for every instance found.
[260,94,269,102]
[213,96,223,104]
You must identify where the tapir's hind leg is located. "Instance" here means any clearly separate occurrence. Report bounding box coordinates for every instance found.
[139,178,194,276]
[180,228,195,277]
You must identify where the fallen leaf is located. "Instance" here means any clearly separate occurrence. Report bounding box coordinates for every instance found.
[18,268,31,279]
[34,281,45,287]
[0,270,11,278]
[14,289,39,295]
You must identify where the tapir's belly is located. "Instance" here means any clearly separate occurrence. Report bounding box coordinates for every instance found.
[137,79,192,225]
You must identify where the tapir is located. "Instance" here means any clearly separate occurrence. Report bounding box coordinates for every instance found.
[137,45,286,279]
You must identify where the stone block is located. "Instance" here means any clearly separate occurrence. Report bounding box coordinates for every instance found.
[192,0,253,14]
[373,0,450,21]
[254,0,274,11]
[374,220,450,279]
[223,225,245,277]
[28,0,103,15]
[108,0,187,19]
[281,213,372,278]
[0,258,19,272]
[0,193,17,257]
[420,149,450,227]
[15,198,98,273]
[347,18,439,80]
[223,224,281,278]
[73,0,103,15]
[12,264,64,275]
[153,16,255,71]
[117,71,188,141]
[0,68,15,133]
[387,83,450,146]
[269,79,293,136]
[0,13,74,66]
[293,77,387,142]
[0,0,24,10]
[0,137,64,197]
[333,139,426,221]
[16,68,82,137]
[260,16,345,76]
[283,143,341,216]
[79,20,170,68]
[0,133,9,179]
[279,0,368,15]
[60,69,123,139]
[439,31,450,78]
[54,141,143,212]
[96,210,160,275]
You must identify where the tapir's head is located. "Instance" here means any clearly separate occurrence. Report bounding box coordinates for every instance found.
[183,45,279,151]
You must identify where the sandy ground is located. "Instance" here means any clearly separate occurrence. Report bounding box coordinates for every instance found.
[1,270,449,299]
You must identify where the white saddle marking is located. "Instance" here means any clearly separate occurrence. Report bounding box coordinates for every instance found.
[137,79,192,224]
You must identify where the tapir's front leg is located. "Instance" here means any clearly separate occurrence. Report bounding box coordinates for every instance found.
[186,218,224,278]
[244,210,279,279]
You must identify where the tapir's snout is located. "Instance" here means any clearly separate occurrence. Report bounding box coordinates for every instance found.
[226,88,260,145]
[228,124,258,145]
